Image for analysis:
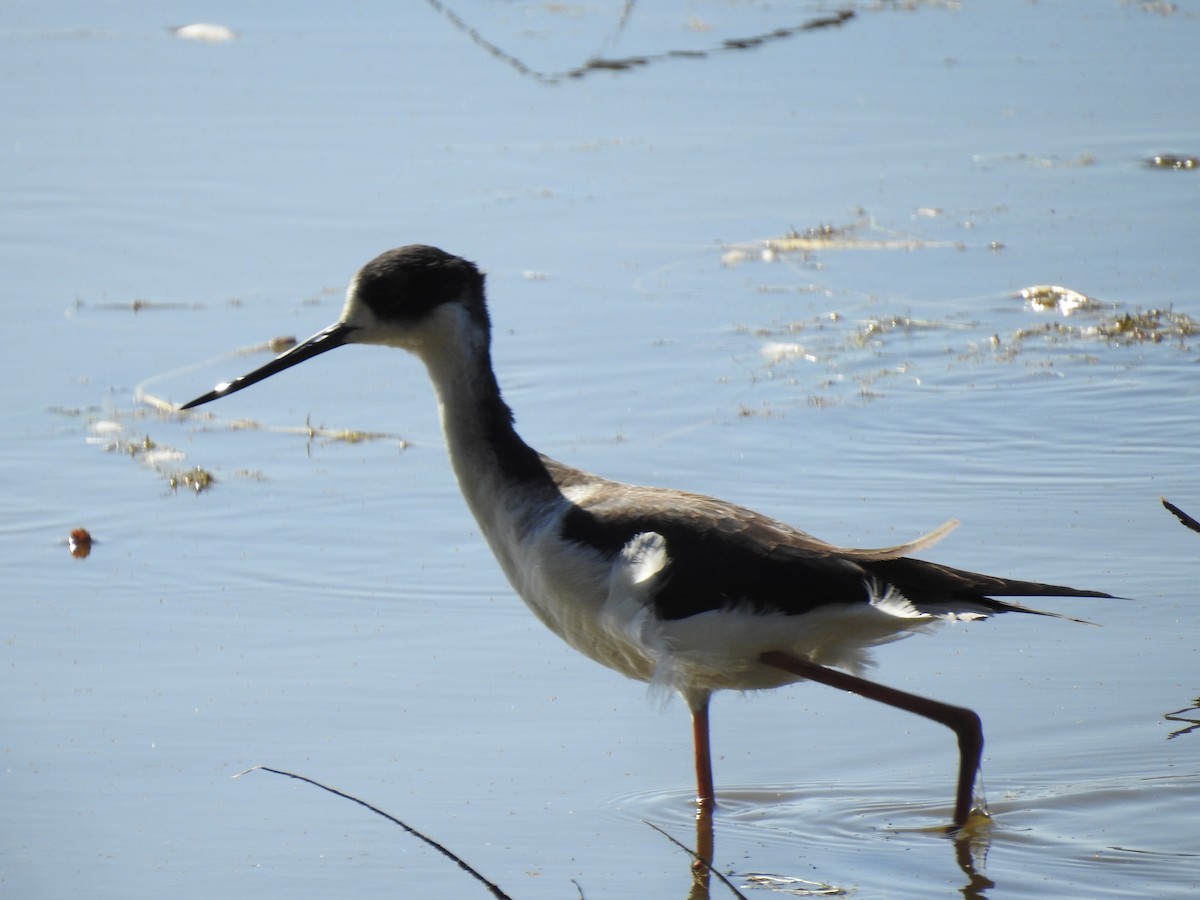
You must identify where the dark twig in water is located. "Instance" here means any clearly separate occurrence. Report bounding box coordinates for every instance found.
[1161,497,1200,535]
[424,0,853,83]
[233,765,513,900]
[1164,698,1200,740]
[642,821,749,899]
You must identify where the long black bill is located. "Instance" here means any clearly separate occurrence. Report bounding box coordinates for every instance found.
[179,322,355,410]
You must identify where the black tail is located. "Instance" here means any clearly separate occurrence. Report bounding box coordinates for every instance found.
[865,556,1111,620]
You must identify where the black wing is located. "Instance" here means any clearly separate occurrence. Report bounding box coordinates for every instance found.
[555,471,1109,621]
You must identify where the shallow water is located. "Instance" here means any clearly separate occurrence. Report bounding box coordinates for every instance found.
[3,2,1199,898]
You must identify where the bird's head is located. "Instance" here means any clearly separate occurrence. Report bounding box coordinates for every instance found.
[179,245,489,410]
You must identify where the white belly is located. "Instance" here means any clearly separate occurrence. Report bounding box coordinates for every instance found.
[479,498,941,700]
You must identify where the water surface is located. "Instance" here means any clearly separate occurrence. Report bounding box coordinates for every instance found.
[3,3,1198,897]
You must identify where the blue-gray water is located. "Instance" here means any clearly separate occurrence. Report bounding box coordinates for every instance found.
[3,3,1198,897]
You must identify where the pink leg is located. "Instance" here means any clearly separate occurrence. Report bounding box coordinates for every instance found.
[690,696,716,812]
[688,694,716,889]
[760,650,983,830]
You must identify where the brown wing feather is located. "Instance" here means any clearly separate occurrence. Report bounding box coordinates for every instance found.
[553,465,1110,621]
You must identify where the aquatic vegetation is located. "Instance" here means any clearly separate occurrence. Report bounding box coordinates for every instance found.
[1095,308,1198,343]
[169,466,216,495]
[736,272,1195,409]
[1147,153,1198,170]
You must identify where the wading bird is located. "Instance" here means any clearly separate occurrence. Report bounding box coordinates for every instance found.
[181,245,1107,829]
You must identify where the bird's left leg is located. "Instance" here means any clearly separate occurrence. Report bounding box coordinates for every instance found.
[759,650,984,830]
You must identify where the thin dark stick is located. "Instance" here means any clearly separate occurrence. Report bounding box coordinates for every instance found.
[643,821,749,899]
[424,0,853,84]
[233,765,513,900]
[1162,497,1200,534]
[1164,697,1200,740]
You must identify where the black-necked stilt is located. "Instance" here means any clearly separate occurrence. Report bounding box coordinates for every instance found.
[181,245,1108,830]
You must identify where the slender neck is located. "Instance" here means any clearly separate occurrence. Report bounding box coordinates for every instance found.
[418,325,553,526]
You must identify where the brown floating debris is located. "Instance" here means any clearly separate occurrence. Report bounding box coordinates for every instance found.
[68,528,93,559]
[723,219,957,265]
[268,335,297,353]
[1097,308,1198,343]
[1147,154,1198,170]
[170,466,216,495]
[1019,285,1095,316]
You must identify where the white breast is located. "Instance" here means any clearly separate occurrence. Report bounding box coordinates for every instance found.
[458,469,951,702]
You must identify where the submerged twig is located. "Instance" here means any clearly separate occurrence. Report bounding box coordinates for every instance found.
[642,820,748,899]
[424,0,852,83]
[1162,497,1200,535]
[1164,698,1200,740]
[233,765,513,900]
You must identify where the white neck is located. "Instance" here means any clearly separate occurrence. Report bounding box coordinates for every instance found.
[414,311,558,574]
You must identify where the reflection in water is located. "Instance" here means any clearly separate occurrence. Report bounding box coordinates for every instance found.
[644,811,719,899]
[654,801,998,899]
[1164,697,1200,740]
[691,803,714,899]
[424,0,854,84]
[953,813,996,900]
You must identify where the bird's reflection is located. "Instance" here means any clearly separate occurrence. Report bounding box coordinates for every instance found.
[689,803,714,899]
[664,800,996,900]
